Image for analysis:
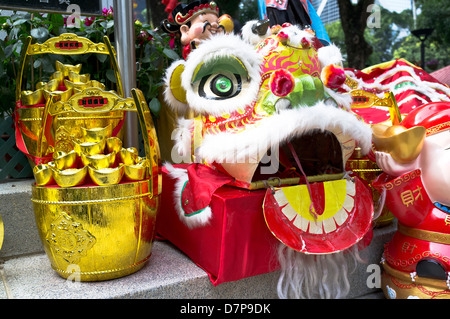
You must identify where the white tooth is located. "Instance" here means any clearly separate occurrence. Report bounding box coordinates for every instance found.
[274,189,289,207]
[343,192,355,211]
[323,217,337,233]
[333,208,348,226]
[293,214,309,232]
[346,180,356,196]
[308,220,323,234]
[281,203,299,221]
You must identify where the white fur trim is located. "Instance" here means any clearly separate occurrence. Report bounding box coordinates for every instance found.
[181,33,263,116]
[241,20,272,46]
[318,44,344,68]
[280,25,315,47]
[170,118,194,164]
[163,60,189,114]
[325,87,353,110]
[197,101,372,163]
[165,163,212,229]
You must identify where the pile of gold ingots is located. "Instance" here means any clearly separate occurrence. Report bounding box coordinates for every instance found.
[20,60,106,107]
[33,126,149,187]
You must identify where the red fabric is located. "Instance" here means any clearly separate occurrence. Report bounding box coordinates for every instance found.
[181,164,233,215]
[344,59,450,125]
[157,164,280,286]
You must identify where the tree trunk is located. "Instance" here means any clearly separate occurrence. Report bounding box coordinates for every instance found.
[337,0,374,69]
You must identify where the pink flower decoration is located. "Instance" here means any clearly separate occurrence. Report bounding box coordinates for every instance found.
[270,69,295,97]
[277,31,289,44]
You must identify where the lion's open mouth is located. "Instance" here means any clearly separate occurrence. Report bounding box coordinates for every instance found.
[252,129,345,186]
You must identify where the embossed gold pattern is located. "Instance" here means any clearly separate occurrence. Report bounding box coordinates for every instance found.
[45,212,96,264]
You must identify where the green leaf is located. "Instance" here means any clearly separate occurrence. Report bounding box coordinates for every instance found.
[30,27,49,40]
[106,69,117,83]
[148,98,161,115]
[162,48,179,61]
[96,53,108,63]
[12,19,28,26]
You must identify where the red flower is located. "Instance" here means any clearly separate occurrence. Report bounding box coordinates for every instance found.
[270,69,295,97]
[321,64,346,90]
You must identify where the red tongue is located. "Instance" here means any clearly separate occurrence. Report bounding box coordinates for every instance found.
[287,142,325,219]
[309,182,325,216]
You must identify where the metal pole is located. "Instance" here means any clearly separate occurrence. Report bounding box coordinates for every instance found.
[113,0,139,148]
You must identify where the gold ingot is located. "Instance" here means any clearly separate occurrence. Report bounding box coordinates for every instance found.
[33,164,55,186]
[68,71,90,83]
[119,147,139,165]
[36,79,60,92]
[81,125,113,143]
[65,79,106,91]
[55,61,82,77]
[52,150,77,170]
[372,124,426,164]
[43,88,73,103]
[21,89,45,106]
[50,71,65,85]
[81,152,116,169]
[52,166,88,188]
[88,164,124,186]
[73,139,106,156]
[124,159,149,181]
[106,137,123,153]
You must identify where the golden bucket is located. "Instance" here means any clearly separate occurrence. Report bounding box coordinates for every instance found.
[30,88,162,281]
[31,179,159,281]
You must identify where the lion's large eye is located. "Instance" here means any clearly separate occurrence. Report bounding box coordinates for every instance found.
[197,72,242,100]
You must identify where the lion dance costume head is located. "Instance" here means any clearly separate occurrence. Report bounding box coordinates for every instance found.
[163,20,375,298]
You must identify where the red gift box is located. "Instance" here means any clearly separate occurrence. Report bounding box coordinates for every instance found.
[156,164,281,286]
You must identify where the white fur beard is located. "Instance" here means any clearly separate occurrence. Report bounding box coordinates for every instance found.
[276,243,361,299]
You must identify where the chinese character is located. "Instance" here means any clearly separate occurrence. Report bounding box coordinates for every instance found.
[401,186,423,207]
[445,215,450,227]
[401,242,417,254]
